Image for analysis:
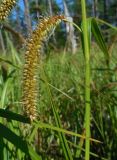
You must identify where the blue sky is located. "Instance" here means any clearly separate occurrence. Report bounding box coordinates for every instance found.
[18,0,24,10]
[18,0,63,11]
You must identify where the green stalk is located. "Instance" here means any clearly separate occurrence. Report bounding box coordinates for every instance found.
[81,0,91,160]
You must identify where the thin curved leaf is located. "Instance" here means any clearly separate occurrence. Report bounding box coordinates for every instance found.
[0,108,30,123]
[0,78,12,108]
[0,123,29,153]
[41,68,73,160]
[91,18,109,65]
[34,121,101,144]
[95,18,117,31]
[0,123,42,160]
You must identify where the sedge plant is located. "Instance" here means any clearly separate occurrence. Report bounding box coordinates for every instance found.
[1,0,117,159]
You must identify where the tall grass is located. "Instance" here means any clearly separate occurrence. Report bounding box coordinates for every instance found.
[1,41,117,159]
[0,0,117,159]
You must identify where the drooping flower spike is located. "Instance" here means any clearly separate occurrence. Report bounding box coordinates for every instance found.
[22,15,65,122]
[0,0,16,21]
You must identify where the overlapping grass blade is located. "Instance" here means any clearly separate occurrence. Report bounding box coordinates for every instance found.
[5,32,22,65]
[41,67,73,160]
[28,146,42,160]
[0,108,101,143]
[0,108,30,123]
[34,121,101,143]
[0,122,29,153]
[68,141,108,160]
[0,123,42,160]
[91,18,109,65]
[0,77,12,108]
[95,18,117,31]
[0,57,20,69]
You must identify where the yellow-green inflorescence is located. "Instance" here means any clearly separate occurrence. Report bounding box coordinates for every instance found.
[0,0,16,21]
[22,15,65,122]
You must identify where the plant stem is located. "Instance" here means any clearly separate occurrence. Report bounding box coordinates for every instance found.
[81,0,91,160]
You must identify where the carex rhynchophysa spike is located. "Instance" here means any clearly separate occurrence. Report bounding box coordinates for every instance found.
[0,0,16,21]
[22,15,65,122]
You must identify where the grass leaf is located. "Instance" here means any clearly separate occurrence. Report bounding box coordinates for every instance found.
[41,68,73,160]
[34,121,101,143]
[0,123,42,160]
[0,109,30,123]
[91,18,109,65]
[0,122,29,153]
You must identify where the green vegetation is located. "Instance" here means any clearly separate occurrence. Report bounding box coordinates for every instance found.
[0,0,117,159]
[81,0,91,159]
[0,40,117,159]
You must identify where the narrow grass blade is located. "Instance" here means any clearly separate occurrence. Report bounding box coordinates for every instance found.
[75,129,85,158]
[0,109,30,123]
[95,18,117,31]
[68,141,108,160]
[5,32,22,65]
[28,146,42,160]
[41,68,73,160]
[91,18,109,65]
[0,123,29,153]
[63,19,82,32]
[0,123,42,160]
[34,121,101,143]
[0,78,12,108]
[40,78,74,101]
[0,57,20,69]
